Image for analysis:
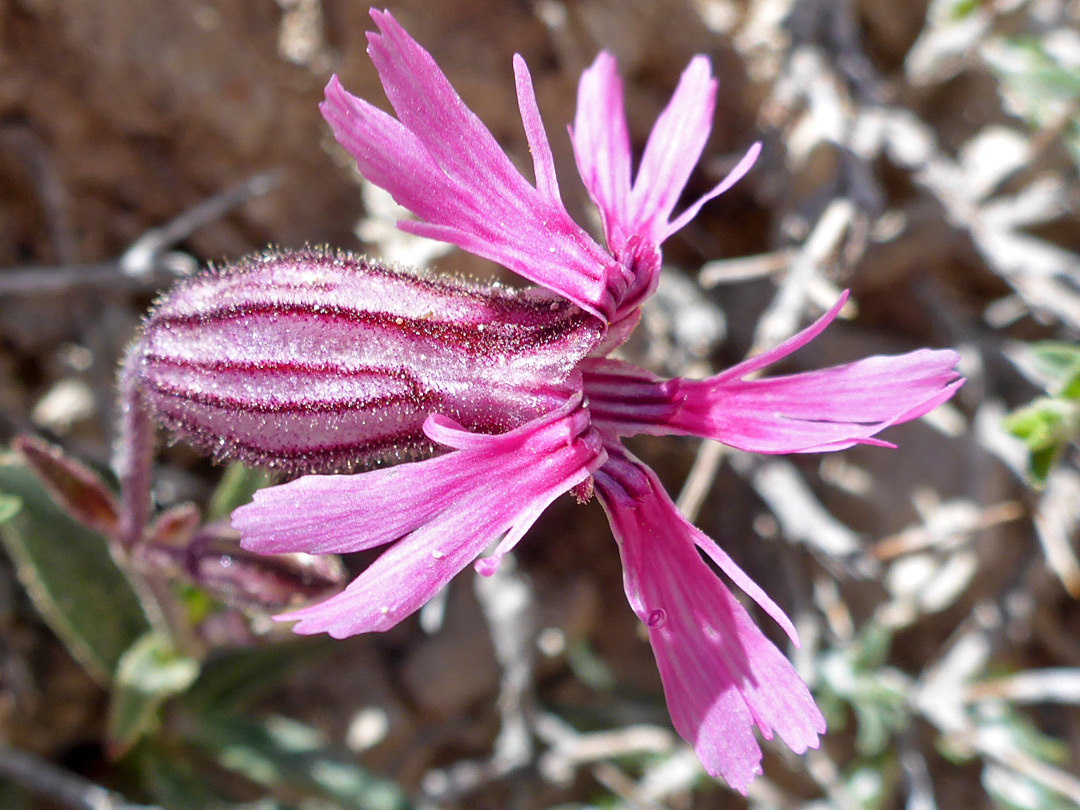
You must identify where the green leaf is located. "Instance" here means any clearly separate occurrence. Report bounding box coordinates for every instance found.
[186,712,417,810]
[989,39,1080,102]
[817,627,910,758]
[108,632,201,756]
[852,622,893,671]
[985,38,1080,171]
[1003,399,1076,449]
[850,679,907,757]
[0,457,149,683]
[975,702,1068,765]
[1028,444,1059,487]
[183,637,335,713]
[1003,397,1080,485]
[567,640,618,693]
[1028,343,1080,395]
[130,741,220,810]
[177,583,216,627]
[208,463,276,521]
[947,0,982,20]
[1066,120,1080,172]
[845,765,889,810]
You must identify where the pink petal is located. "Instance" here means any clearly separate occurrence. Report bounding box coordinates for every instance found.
[232,393,606,637]
[673,349,963,453]
[627,56,718,244]
[570,51,633,250]
[661,142,761,242]
[231,453,471,557]
[364,9,514,195]
[320,10,629,321]
[513,55,561,207]
[594,449,824,791]
[582,293,964,454]
[569,52,757,319]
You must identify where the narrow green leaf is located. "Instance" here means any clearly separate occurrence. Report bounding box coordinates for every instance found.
[975,702,1069,765]
[108,632,201,756]
[983,763,1078,810]
[0,457,149,683]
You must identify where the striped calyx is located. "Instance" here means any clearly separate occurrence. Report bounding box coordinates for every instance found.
[130,248,603,473]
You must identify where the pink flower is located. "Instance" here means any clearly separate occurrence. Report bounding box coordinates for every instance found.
[127,8,966,791]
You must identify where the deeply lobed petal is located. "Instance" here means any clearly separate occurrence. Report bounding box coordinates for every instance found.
[583,293,964,453]
[626,56,718,244]
[594,448,825,792]
[570,52,633,251]
[661,142,761,242]
[671,349,963,453]
[570,51,760,320]
[232,392,606,637]
[321,10,629,322]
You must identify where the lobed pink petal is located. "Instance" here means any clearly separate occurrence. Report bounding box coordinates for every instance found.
[232,454,470,557]
[661,142,761,242]
[674,349,963,453]
[583,293,964,454]
[321,10,629,321]
[570,51,633,250]
[513,55,561,207]
[569,51,758,320]
[714,292,850,382]
[365,9,518,196]
[320,76,448,223]
[233,393,606,637]
[627,56,717,244]
[594,449,824,791]
[597,450,798,643]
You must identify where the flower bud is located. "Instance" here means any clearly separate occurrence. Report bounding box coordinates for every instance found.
[136,520,347,611]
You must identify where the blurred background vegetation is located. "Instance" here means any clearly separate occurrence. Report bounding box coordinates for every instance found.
[1,0,1079,808]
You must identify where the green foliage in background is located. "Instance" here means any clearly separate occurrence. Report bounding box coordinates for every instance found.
[985,34,1080,169]
[1004,342,1080,485]
[0,456,149,682]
